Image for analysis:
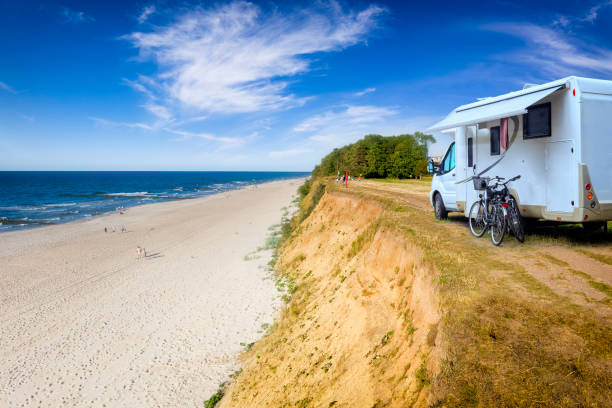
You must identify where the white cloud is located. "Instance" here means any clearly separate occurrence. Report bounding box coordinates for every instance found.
[294,105,397,132]
[553,1,612,26]
[582,0,612,22]
[123,1,385,115]
[142,103,173,123]
[0,81,16,93]
[164,128,245,146]
[483,23,612,77]
[354,87,376,96]
[138,5,156,24]
[268,148,313,159]
[89,116,154,130]
[61,8,94,24]
[290,104,436,153]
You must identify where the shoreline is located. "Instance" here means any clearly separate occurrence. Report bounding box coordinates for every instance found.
[0,175,308,235]
[0,177,304,407]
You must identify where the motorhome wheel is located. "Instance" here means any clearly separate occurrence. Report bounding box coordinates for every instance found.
[434,194,448,220]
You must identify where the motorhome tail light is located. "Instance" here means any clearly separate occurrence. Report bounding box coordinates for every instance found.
[587,192,593,200]
[585,183,591,190]
[584,215,589,220]
[573,88,576,96]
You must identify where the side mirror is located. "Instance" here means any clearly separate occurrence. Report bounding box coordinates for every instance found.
[428,160,440,175]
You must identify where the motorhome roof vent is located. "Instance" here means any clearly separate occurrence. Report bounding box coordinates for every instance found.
[523,83,539,89]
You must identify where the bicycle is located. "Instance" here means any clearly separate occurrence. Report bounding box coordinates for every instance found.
[468,176,509,246]
[497,176,525,243]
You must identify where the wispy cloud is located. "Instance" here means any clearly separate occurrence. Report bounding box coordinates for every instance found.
[294,105,397,133]
[553,1,612,26]
[61,8,94,24]
[90,115,242,146]
[483,22,612,77]
[123,1,386,115]
[164,128,245,146]
[89,116,154,130]
[354,87,376,97]
[138,5,156,24]
[290,104,435,152]
[0,81,16,94]
[268,148,313,159]
[142,103,173,123]
[583,0,612,22]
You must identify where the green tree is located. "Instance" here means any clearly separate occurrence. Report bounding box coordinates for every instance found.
[311,131,435,179]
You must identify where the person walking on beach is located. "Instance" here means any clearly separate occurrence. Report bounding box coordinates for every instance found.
[104,227,107,233]
[136,246,142,259]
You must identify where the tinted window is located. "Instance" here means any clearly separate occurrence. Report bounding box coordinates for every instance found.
[490,126,500,156]
[443,143,455,173]
[467,138,473,167]
[523,102,551,139]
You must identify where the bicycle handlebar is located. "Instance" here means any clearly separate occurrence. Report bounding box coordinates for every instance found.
[487,175,521,189]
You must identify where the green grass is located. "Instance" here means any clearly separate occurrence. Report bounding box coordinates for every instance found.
[568,269,612,298]
[576,249,612,265]
[203,383,226,408]
[539,252,570,267]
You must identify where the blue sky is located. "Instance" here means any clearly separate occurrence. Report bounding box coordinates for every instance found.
[1,0,611,171]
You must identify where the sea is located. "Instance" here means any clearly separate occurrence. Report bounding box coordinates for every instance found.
[0,171,309,233]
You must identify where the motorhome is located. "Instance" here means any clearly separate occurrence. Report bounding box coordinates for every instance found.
[427,76,612,229]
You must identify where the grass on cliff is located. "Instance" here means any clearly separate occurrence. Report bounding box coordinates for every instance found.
[326,181,611,407]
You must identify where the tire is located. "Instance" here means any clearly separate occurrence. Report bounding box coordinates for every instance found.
[582,222,605,233]
[434,193,448,220]
[490,206,506,246]
[468,201,487,238]
[508,200,525,243]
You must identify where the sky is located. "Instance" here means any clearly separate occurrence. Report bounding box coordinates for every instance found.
[1,0,611,171]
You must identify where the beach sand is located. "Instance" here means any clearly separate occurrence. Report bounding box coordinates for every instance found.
[0,178,303,407]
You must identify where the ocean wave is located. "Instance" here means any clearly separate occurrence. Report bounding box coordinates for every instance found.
[0,217,56,225]
[105,192,149,197]
[45,202,77,207]
[0,205,47,211]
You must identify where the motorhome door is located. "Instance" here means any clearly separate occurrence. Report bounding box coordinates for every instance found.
[438,142,457,210]
[545,140,575,212]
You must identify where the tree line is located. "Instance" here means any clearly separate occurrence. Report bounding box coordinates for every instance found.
[312,132,435,179]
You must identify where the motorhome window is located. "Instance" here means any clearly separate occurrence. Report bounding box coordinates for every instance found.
[523,102,551,139]
[467,138,473,167]
[442,142,455,173]
[490,126,500,156]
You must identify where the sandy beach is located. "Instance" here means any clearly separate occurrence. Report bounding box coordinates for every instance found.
[0,178,303,407]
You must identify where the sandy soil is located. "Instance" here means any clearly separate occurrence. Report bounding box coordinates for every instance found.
[0,178,303,407]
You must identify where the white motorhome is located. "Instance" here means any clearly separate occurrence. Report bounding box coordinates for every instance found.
[427,76,611,228]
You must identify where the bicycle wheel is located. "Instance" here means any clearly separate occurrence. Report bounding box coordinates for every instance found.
[508,200,525,243]
[490,205,505,246]
[468,200,487,238]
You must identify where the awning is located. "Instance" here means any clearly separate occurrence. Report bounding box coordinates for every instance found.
[427,84,565,132]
